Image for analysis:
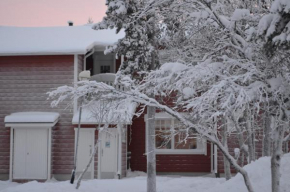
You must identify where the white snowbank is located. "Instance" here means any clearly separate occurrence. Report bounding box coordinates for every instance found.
[0,26,125,55]
[4,112,60,123]
[205,153,290,192]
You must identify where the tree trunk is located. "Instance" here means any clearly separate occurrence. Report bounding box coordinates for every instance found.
[222,118,232,180]
[230,114,248,166]
[271,119,286,192]
[76,138,100,189]
[147,106,156,192]
[146,38,158,192]
[263,111,271,156]
[245,111,255,162]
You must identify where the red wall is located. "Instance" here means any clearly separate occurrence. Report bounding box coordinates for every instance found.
[128,112,211,173]
[0,55,76,177]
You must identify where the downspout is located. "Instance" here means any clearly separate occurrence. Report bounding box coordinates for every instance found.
[117,124,122,179]
[84,48,94,70]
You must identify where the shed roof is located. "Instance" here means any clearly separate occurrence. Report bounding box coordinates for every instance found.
[5,112,60,123]
[0,25,124,56]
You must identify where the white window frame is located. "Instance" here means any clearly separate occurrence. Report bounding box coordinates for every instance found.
[145,113,207,155]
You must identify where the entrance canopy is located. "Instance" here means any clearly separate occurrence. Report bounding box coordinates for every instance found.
[5,112,60,128]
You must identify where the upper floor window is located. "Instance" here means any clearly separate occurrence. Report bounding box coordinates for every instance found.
[86,51,116,75]
[100,66,111,73]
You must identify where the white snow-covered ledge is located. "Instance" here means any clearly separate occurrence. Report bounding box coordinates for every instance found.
[4,112,60,128]
[72,101,137,125]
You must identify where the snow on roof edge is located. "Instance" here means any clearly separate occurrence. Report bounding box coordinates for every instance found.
[0,26,124,56]
[5,112,60,123]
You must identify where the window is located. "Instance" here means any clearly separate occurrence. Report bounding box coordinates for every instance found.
[90,52,115,75]
[100,66,111,73]
[146,113,206,155]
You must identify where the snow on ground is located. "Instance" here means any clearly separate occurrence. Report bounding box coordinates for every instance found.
[0,176,224,192]
[205,153,290,192]
[1,154,289,192]
[0,181,20,191]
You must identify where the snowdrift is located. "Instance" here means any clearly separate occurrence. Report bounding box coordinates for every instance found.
[206,153,290,192]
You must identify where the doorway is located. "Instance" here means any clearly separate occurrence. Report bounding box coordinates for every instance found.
[74,128,96,179]
[98,128,118,179]
[13,128,49,180]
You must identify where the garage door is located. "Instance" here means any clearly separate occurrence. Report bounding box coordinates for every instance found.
[13,128,48,179]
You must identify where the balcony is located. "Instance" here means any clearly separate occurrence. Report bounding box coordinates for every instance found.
[90,73,126,91]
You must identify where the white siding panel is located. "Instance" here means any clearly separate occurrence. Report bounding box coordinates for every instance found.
[26,129,48,179]
[75,129,94,179]
[13,128,48,179]
[13,129,27,179]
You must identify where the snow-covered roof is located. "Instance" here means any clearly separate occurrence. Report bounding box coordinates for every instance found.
[5,112,60,123]
[0,25,125,56]
[72,101,138,125]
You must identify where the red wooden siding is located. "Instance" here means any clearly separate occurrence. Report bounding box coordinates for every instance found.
[116,57,121,72]
[128,112,211,173]
[0,55,76,177]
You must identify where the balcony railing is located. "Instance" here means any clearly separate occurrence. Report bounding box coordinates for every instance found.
[90,73,126,91]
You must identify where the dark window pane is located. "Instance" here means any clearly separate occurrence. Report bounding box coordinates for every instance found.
[155,119,172,149]
[101,66,111,73]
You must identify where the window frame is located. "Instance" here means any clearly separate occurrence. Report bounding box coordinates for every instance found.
[145,113,207,155]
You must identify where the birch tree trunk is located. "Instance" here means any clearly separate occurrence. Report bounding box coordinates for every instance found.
[146,24,158,190]
[222,118,232,180]
[245,111,255,162]
[76,138,99,189]
[263,111,271,156]
[147,106,156,192]
[271,118,286,192]
[230,115,248,166]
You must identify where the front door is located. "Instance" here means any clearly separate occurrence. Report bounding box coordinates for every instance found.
[13,128,48,179]
[75,128,95,179]
[99,128,118,179]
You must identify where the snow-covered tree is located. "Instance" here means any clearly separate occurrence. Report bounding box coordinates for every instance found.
[48,1,290,192]
[258,0,290,56]
[48,81,135,189]
[258,1,290,191]
[92,1,174,192]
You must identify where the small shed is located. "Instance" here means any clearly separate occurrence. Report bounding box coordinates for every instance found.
[5,112,59,180]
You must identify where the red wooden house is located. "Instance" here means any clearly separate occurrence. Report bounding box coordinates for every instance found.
[0,24,222,182]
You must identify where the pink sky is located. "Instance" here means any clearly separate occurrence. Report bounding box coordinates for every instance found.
[0,0,107,27]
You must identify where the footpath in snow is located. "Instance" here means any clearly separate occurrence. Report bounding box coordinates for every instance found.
[0,153,289,192]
